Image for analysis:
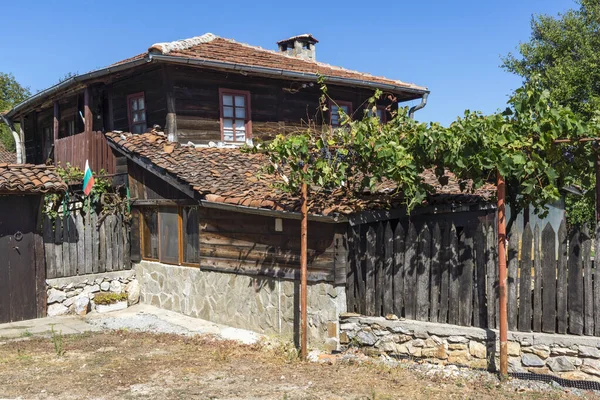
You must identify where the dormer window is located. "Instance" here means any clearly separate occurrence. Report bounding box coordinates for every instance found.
[127,92,147,134]
[219,89,252,143]
[330,100,352,128]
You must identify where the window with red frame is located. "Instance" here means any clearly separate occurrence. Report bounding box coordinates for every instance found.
[127,92,147,134]
[330,100,352,127]
[219,89,251,142]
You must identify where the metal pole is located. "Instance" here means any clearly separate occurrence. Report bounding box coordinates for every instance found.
[497,171,508,377]
[300,165,308,360]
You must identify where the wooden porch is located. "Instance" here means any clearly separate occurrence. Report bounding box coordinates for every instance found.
[54,131,116,174]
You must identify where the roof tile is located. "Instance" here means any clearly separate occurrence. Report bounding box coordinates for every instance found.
[0,164,67,194]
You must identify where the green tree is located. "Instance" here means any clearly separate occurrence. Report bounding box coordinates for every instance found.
[0,72,31,152]
[502,0,600,228]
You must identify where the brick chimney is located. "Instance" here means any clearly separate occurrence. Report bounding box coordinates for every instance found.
[277,34,318,61]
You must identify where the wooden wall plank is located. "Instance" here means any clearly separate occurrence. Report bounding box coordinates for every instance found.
[448,223,459,325]
[582,225,593,335]
[507,224,519,331]
[533,224,542,332]
[365,225,377,316]
[91,212,99,273]
[404,222,418,320]
[75,213,85,274]
[68,215,77,276]
[61,216,70,277]
[541,222,557,333]
[85,211,93,274]
[459,226,474,326]
[392,222,405,317]
[430,222,442,323]
[346,226,357,313]
[383,221,394,316]
[568,228,584,335]
[518,223,533,332]
[42,216,55,279]
[557,218,568,334]
[416,224,431,321]
[53,217,63,279]
[99,220,106,274]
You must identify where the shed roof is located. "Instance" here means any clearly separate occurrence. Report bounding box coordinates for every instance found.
[0,164,67,194]
[105,131,494,217]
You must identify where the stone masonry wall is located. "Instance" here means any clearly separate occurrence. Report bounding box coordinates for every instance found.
[46,270,140,317]
[340,314,600,382]
[136,261,346,345]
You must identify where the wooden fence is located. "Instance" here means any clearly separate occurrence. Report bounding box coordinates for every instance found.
[43,212,130,279]
[346,217,599,336]
[54,131,116,174]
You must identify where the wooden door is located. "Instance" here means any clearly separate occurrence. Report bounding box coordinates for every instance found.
[0,196,39,323]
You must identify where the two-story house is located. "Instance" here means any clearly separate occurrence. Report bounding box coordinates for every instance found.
[2,33,495,343]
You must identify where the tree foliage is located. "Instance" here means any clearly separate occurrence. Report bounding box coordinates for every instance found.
[249,78,596,231]
[0,72,30,152]
[503,0,600,228]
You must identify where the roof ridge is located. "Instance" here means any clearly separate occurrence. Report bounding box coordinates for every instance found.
[148,33,218,54]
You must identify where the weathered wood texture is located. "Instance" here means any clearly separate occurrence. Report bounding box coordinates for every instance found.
[54,130,116,174]
[43,211,131,278]
[346,216,598,335]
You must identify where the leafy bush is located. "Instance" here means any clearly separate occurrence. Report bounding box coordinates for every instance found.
[94,292,128,305]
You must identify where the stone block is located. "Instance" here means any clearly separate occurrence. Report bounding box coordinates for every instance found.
[581,359,600,377]
[422,344,448,360]
[327,322,337,338]
[448,350,470,365]
[390,325,410,334]
[551,346,578,356]
[561,371,590,381]
[547,356,575,372]
[447,336,468,344]
[100,281,110,291]
[508,341,521,356]
[339,332,350,344]
[522,344,550,359]
[448,343,468,351]
[508,357,526,373]
[527,367,551,375]
[355,331,377,346]
[74,295,89,316]
[578,346,600,359]
[324,337,339,352]
[47,303,68,317]
[47,288,66,304]
[411,339,425,348]
[378,340,402,353]
[521,353,545,367]
[469,341,487,359]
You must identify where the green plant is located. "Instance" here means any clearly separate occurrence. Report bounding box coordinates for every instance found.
[94,292,128,305]
[21,330,32,338]
[51,326,64,357]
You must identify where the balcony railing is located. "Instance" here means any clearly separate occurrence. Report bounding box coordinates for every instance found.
[54,131,116,174]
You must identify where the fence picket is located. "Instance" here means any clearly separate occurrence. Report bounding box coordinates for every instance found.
[53,217,63,278]
[430,222,442,323]
[541,223,557,333]
[473,224,486,328]
[459,226,474,326]
[75,214,85,274]
[595,225,600,336]
[346,226,357,313]
[557,219,568,334]
[583,225,593,336]
[43,216,55,279]
[518,223,533,332]
[416,224,431,322]
[68,215,77,276]
[61,216,70,277]
[404,222,418,320]
[392,222,405,317]
[439,223,450,324]
[375,223,384,316]
[486,224,497,329]
[568,228,584,335]
[533,224,542,332]
[383,221,394,316]
[91,212,99,273]
[355,225,366,314]
[507,223,519,331]
[365,225,377,316]
[448,223,459,325]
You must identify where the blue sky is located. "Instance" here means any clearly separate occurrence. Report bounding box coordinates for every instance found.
[0,0,574,125]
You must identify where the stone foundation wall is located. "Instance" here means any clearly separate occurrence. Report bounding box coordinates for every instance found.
[136,261,346,345]
[340,314,600,382]
[46,270,140,317]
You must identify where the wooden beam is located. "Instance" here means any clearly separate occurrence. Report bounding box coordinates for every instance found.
[84,86,92,133]
[162,65,178,142]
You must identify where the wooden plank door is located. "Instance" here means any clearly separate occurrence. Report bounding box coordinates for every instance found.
[0,196,38,323]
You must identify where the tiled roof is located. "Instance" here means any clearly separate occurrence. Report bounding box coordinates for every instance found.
[0,143,16,164]
[145,33,427,93]
[0,164,67,194]
[106,132,494,216]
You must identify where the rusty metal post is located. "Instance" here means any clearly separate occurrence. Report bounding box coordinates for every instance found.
[300,165,308,360]
[497,171,508,377]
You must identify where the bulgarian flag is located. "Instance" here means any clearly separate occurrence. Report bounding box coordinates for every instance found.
[83,160,95,196]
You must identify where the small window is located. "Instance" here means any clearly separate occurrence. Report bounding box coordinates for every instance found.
[159,207,180,264]
[219,89,251,143]
[330,100,352,127]
[366,106,387,123]
[183,207,200,264]
[127,92,147,134]
[141,208,159,260]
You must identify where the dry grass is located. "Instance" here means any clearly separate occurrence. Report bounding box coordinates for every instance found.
[0,331,594,399]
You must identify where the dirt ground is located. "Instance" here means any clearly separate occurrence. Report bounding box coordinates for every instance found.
[0,330,596,400]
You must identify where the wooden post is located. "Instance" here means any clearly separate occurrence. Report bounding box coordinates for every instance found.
[596,151,600,224]
[52,102,59,164]
[162,66,178,142]
[84,86,93,133]
[497,171,508,377]
[300,164,308,360]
